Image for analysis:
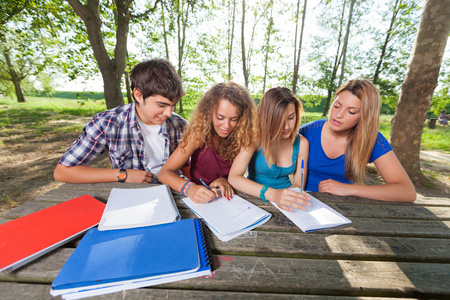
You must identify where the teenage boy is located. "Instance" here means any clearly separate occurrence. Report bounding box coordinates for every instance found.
[54,59,188,183]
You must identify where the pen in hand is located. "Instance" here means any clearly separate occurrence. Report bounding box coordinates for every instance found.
[300,159,304,194]
[199,178,212,191]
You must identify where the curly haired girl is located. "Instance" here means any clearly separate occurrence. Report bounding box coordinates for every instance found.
[159,82,256,204]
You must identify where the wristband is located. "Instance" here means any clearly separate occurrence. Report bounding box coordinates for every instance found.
[259,184,269,202]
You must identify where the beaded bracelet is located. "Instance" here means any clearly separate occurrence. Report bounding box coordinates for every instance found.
[259,184,269,202]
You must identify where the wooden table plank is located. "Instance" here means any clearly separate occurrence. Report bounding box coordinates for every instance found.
[54,183,450,206]
[41,187,450,221]
[209,231,450,262]
[1,251,449,298]
[0,283,418,300]
[3,202,450,239]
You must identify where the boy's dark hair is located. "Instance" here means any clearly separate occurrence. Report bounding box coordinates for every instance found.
[130,59,185,103]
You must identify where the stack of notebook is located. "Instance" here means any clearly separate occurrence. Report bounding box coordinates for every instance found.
[50,186,214,299]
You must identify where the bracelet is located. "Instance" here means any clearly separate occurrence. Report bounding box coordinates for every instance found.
[181,181,195,197]
[259,184,269,202]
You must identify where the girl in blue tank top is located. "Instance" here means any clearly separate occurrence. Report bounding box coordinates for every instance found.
[229,87,311,212]
[299,79,415,202]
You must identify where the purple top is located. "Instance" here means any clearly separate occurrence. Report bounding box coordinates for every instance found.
[190,143,232,185]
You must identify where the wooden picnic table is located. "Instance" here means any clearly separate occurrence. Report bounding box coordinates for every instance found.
[1,182,449,299]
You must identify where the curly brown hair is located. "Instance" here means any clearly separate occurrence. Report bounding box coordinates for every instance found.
[181,82,256,162]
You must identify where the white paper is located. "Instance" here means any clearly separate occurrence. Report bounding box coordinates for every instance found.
[271,188,351,232]
[98,185,180,231]
[182,195,271,241]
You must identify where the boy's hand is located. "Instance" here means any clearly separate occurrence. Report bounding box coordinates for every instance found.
[126,170,154,183]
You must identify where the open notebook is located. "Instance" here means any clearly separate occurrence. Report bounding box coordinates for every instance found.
[182,194,271,242]
[98,185,180,231]
[271,188,351,232]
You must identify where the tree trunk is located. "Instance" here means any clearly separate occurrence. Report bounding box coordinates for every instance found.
[373,0,402,84]
[292,0,307,95]
[241,0,249,88]
[390,0,450,185]
[124,70,133,104]
[337,0,356,88]
[102,67,125,109]
[161,1,170,59]
[321,0,346,117]
[227,0,237,81]
[262,3,274,93]
[2,45,26,103]
[176,0,190,114]
[67,0,130,109]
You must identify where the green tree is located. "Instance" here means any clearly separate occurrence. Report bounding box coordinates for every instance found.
[66,0,160,109]
[0,2,61,103]
[390,0,450,185]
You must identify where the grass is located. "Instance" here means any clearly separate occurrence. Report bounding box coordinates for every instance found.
[0,96,448,153]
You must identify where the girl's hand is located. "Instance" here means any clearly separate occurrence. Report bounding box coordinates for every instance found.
[187,184,216,204]
[271,188,310,212]
[210,177,235,200]
[318,179,350,196]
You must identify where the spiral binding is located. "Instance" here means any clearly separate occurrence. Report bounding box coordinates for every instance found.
[197,218,216,272]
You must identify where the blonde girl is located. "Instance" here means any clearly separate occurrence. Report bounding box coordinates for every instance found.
[299,79,415,202]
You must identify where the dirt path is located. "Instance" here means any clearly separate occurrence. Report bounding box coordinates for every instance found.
[0,127,449,214]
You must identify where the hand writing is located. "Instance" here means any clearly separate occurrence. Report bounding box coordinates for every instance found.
[188,184,216,204]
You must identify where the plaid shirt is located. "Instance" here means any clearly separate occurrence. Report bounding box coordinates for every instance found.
[58,103,188,171]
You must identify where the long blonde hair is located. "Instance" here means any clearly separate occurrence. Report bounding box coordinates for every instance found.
[257,87,303,166]
[336,79,381,183]
[181,82,256,162]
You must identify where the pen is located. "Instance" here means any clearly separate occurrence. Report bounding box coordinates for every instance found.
[199,178,212,191]
[300,159,304,194]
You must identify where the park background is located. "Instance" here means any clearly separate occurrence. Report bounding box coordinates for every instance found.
[0,0,449,211]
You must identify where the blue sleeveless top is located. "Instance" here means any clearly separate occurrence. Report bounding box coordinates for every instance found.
[247,134,301,189]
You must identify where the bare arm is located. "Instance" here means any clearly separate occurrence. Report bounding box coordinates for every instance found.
[53,164,154,183]
[318,151,416,202]
[158,140,215,203]
[228,146,310,212]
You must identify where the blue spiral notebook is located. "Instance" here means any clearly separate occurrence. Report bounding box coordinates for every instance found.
[51,218,214,299]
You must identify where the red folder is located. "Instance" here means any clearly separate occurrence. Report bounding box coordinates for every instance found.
[0,195,105,272]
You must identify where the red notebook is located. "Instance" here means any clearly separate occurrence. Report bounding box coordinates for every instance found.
[0,195,105,272]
